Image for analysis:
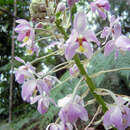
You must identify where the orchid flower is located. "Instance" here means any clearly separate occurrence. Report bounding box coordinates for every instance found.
[15,19,35,47]
[101,15,120,39]
[90,0,110,20]
[58,94,88,126]
[30,93,56,114]
[101,16,130,58]
[65,12,100,60]
[21,76,55,102]
[15,57,58,102]
[15,19,39,55]
[15,57,35,84]
[103,96,130,130]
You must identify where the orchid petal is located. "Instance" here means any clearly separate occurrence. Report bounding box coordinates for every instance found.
[101,27,110,38]
[21,80,36,102]
[97,9,106,20]
[15,56,25,64]
[115,35,130,51]
[30,95,41,104]
[17,33,26,41]
[83,42,93,59]
[65,42,79,60]
[110,106,123,129]
[104,40,115,56]
[85,30,100,46]
[37,98,48,114]
[113,23,121,39]
[16,19,29,24]
[73,12,87,34]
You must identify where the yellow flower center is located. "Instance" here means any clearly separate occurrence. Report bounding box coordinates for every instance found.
[33,89,37,96]
[76,37,86,53]
[26,49,33,55]
[23,36,29,43]
[78,45,85,52]
[100,7,104,12]
[123,119,127,126]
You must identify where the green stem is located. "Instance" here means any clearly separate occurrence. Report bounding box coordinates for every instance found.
[55,19,68,40]
[74,54,108,112]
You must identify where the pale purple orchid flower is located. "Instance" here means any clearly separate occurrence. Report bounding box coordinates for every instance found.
[103,96,130,130]
[15,57,36,84]
[21,77,55,102]
[43,76,55,90]
[15,19,39,55]
[15,66,35,84]
[101,15,120,39]
[21,74,58,102]
[38,75,58,95]
[104,35,130,58]
[58,94,88,125]
[46,122,73,130]
[30,94,56,114]
[90,0,110,20]
[69,64,79,77]
[102,16,130,58]
[65,12,100,60]
[15,19,35,47]
[67,0,79,7]
[37,79,51,95]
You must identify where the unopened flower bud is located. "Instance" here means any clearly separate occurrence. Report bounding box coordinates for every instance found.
[35,23,43,28]
[67,0,79,7]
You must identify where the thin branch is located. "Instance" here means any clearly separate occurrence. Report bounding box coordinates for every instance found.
[90,67,130,78]
[81,88,90,99]
[50,61,72,72]
[72,77,84,101]
[85,106,101,130]
[9,0,16,123]
[51,76,73,91]
[0,7,19,19]
[31,50,59,64]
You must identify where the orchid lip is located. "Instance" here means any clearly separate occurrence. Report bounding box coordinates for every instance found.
[76,37,87,46]
[26,30,31,37]
[76,38,87,53]
[96,4,106,8]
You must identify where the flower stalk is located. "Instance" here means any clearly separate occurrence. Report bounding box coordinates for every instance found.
[73,54,108,112]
